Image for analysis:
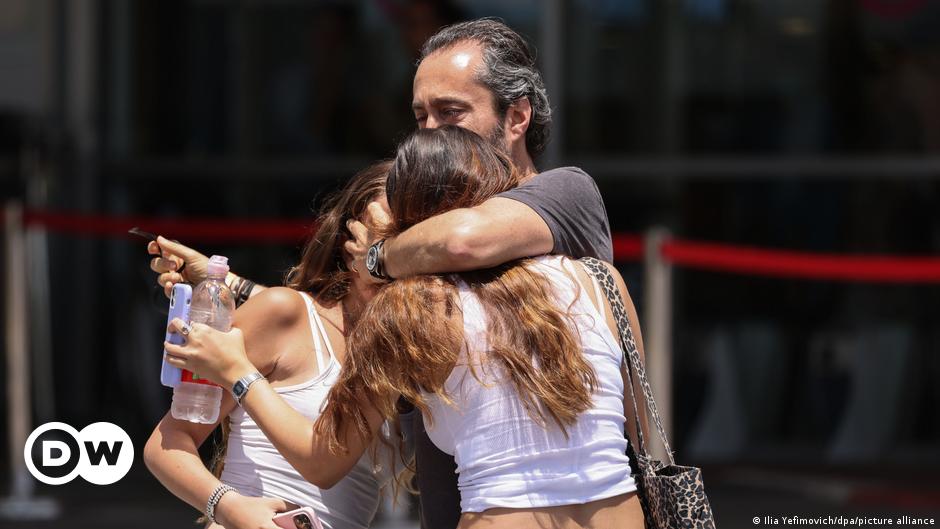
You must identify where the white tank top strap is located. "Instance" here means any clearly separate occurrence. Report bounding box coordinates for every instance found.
[297,291,335,372]
[559,256,607,319]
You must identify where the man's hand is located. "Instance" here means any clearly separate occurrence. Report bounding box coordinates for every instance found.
[214,492,289,529]
[344,200,393,284]
[148,236,209,297]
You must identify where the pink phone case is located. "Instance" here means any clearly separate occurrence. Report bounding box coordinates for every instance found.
[272,507,323,529]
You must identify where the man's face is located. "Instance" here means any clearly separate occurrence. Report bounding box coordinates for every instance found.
[412,41,508,149]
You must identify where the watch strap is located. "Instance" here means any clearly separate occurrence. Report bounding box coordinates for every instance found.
[232,372,265,406]
[367,239,392,280]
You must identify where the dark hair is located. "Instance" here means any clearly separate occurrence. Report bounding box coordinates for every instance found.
[386,125,518,233]
[285,161,392,301]
[420,18,552,158]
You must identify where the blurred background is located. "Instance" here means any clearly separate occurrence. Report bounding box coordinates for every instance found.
[2,0,940,528]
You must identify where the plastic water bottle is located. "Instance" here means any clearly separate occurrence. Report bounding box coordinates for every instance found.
[170,255,235,424]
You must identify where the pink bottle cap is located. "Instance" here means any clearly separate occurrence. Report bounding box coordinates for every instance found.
[207,255,230,278]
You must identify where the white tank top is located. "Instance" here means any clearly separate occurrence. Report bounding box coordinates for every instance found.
[221,291,389,529]
[423,255,637,513]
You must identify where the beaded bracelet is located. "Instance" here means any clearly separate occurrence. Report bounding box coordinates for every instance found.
[206,483,237,524]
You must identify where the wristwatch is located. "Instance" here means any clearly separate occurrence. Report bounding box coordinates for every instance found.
[366,239,392,280]
[231,372,265,406]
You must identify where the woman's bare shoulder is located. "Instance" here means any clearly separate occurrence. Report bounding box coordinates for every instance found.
[235,286,307,329]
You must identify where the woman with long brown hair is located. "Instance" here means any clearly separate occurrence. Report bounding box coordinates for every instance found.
[165,126,646,528]
[144,161,401,529]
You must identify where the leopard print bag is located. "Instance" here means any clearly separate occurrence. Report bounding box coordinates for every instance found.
[581,257,717,529]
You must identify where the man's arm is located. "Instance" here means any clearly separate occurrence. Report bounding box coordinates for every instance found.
[384,197,553,278]
[347,167,610,280]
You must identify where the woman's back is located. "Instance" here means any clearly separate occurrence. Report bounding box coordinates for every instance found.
[423,255,638,519]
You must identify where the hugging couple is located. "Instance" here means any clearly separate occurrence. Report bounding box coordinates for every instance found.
[145,19,646,529]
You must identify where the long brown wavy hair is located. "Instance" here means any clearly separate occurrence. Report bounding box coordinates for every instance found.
[201,161,393,515]
[317,126,598,456]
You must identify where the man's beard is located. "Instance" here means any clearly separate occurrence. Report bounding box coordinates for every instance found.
[486,119,509,154]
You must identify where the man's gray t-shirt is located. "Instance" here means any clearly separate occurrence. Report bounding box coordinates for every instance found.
[411,166,613,529]
[497,166,613,261]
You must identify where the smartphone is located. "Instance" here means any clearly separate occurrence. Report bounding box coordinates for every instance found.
[128,226,158,242]
[272,507,324,529]
[161,283,192,388]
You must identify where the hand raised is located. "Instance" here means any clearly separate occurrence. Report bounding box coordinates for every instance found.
[343,200,394,285]
[148,236,210,297]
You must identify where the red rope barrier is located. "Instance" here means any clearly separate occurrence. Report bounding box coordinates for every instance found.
[22,210,312,243]
[10,208,940,283]
[662,239,940,283]
[612,233,644,261]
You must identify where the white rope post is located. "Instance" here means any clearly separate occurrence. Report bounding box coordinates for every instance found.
[644,227,674,462]
[0,202,58,519]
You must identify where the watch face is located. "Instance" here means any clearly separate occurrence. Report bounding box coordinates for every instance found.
[233,381,245,396]
[366,246,378,270]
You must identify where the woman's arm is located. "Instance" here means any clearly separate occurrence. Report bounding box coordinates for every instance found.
[220,286,379,486]
[146,288,306,527]
[143,403,290,529]
[148,237,268,299]
[236,377,386,488]
[143,406,233,515]
[163,288,387,489]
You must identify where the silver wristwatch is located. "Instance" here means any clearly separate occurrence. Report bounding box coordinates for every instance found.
[366,239,391,280]
[231,372,265,406]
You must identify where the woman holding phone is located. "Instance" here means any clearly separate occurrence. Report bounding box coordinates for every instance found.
[143,162,404,529]
[165,126,645,529]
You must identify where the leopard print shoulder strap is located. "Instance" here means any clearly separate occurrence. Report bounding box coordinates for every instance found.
[579,257,676,472]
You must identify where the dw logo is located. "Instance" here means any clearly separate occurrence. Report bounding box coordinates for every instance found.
[23,422,134,485]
